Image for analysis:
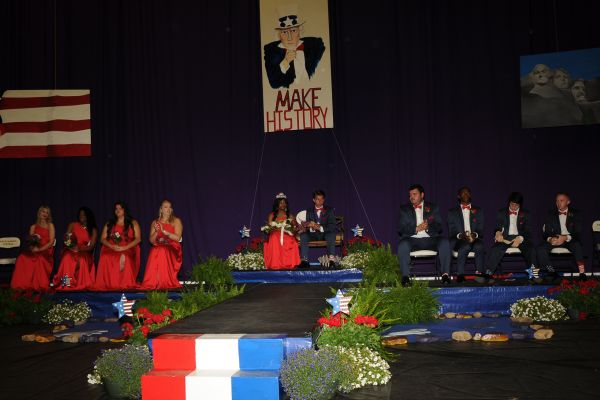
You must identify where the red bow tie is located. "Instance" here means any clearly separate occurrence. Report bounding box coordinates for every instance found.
[462,205,471,210]
[559,211,567,216]
[315,207,323,212]
[509,211,518,216]
[413,204,422,209]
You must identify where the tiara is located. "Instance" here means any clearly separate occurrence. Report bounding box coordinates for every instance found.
[275,192,287,199]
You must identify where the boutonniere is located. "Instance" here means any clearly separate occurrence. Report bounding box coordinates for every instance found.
[473,218,477,223]
[427,215,434,222]
[568,212,573,218]
[471,209,477,215]
[424,207,431,213]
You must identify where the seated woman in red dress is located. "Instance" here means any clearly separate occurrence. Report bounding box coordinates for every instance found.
[93,202,141,291]
[53,207,98,291]
[140,199,183,289]
[11,205,56,291]
[263,193,301,270]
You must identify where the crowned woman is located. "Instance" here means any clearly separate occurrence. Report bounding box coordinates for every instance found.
[262,193,301,270]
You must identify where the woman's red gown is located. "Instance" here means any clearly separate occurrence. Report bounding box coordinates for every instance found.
[53,223,96,291]
[93,224,139,291]
[10,225,54,291]
[263,217,300,270]
[140,222,182,290]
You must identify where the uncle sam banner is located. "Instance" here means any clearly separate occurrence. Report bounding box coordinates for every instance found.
[260,0,334,132]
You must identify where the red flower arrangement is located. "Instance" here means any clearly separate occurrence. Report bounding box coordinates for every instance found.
[317,313,379,328]
[548,279,599,320]
[122,307,176,343]
[234,236,265,254]
[342,236,383,256]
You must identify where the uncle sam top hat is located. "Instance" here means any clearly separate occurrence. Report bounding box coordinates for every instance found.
[275,4,305,29]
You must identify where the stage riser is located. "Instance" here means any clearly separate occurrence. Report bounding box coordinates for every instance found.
[143,334,309,400]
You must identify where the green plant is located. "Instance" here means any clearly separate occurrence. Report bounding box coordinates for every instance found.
[345,281,439,325]
[316,319,384,358]
[134,291,171,315]
[169,284,245,320]
[327,346,391,392]
[510,296,567,321]
[280,347,350,400]
[0,289,54,325]
[191,256,234,288]
[382,281,439,324]
[361,245,400,285]
[42,299,92,324]
[91,345,153,398]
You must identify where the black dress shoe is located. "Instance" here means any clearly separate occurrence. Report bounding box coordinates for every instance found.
[297,260,310,269]
[578,273,588,281]
[456,274,466,284]
[401,276,411,287]
[441,274,451,284]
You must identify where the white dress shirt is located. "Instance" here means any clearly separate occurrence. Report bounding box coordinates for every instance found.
[461,205,472,236]
[508,209,519,236]
[558,209,572,241]
[412,202,430,238]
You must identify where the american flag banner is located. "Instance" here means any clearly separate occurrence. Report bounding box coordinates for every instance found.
[0,89,91,158]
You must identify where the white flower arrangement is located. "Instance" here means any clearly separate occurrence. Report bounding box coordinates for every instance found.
[87,366,101,385]
[328,346,391,392]
[510,296,567,322]
[43,299,92,325]
[226,252,265,271]
[260,218,295,236]
[340,251,370,269]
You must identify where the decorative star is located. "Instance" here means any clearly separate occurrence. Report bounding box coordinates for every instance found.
[60,274,72,287]
[524,266,534,280]
[326,289,352,315]
[351,224,364,237]
[112,294,136,319]
[239,225,250,238]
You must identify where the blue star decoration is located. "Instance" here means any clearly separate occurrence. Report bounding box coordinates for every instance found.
[351,224,364,237]
[239,225,251,238]
[326,289,352,315]
[112,294,136,319]
[524,266,539,280]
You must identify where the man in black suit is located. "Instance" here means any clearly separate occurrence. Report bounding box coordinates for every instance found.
[397,184,451,286]
[537,192,587,281]
[298,189,336,268]
[479,192,537,283]
[447,187,485,283]
[263,7,325,89]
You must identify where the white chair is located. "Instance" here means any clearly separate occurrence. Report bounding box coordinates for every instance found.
[410,250,439,278]
[0,237,20,265]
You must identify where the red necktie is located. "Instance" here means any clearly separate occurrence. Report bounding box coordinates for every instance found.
[462,205,471,210]
[414,204,422,209]
[509,211,517,216]
[559,211,567,215]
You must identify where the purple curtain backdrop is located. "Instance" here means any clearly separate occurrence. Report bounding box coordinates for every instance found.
[1,0,599,279]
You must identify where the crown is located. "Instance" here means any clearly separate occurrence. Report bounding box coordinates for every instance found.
[275,192,287,199]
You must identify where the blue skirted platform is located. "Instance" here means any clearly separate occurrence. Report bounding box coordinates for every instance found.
[434,285,552,314]
[232,268,362,283]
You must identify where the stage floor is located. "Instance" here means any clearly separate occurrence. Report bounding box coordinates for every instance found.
[2,282,600,399]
